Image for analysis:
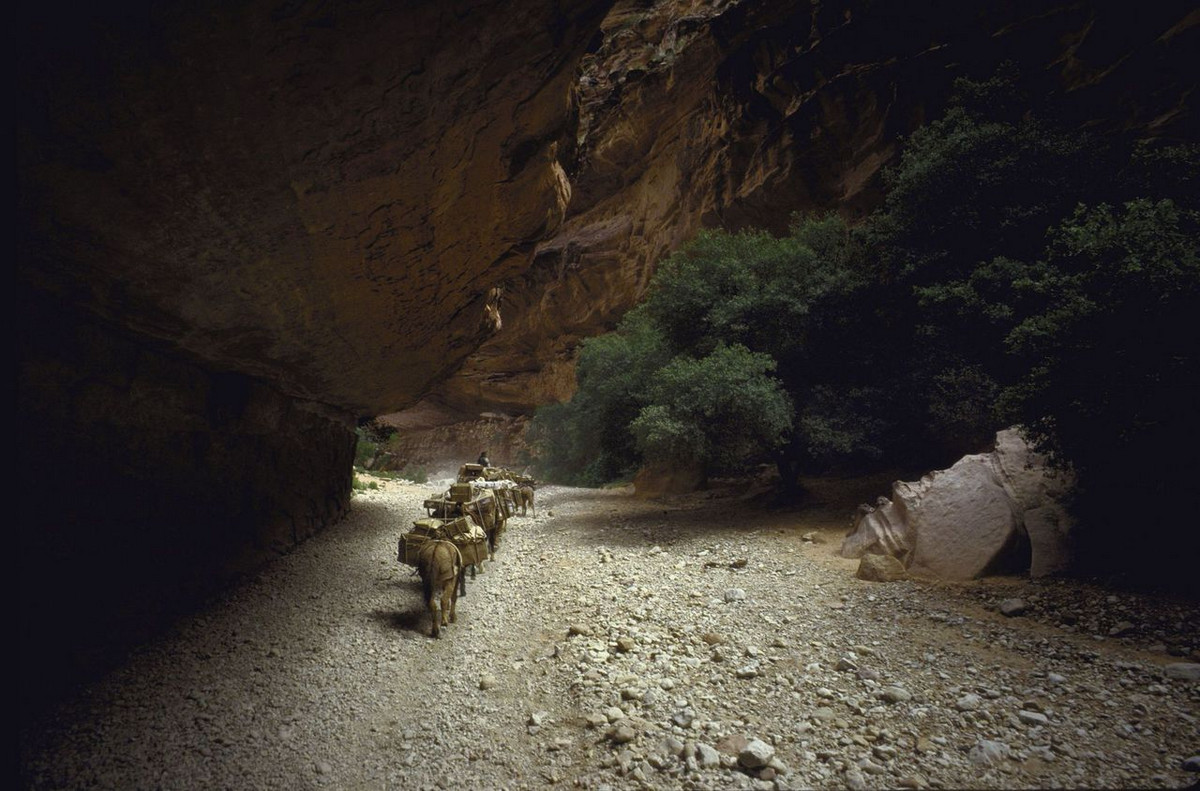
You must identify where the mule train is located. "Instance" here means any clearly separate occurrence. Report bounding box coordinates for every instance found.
[397,463,537,637]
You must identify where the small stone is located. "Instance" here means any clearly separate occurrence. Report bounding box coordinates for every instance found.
[616,636,636,653]
[968,739,1010,765]
[585,712,609,728]
[872,744,897,760]
[659,736,685,757]
[1182,755,1200,772]
[1164,663,1200,681]
[724,588,746,602]
[479,674,498,691]
[731,558,748,568]
[1047,672,1067,685]
[856,554,907,582]
[701,632,725,645]
[811,707,836,722]
[955,693,982,712]
[605,706,626,723]
[1018,709,1049,726]
[736,666,759,679]
[315,761,332,775]
[607,724,636,744]
[859,758,888,775]
[845,768,867,790]
[528,711,549,726]
[836,657,859,672]
[880,686,912,704]
[696,743,721,769]
[897,773,926,788]
[999,599,1028,617]
[716,733,750,755]
[1109,620,1135,637]
[738,738,775,769]
[568,624,593,637]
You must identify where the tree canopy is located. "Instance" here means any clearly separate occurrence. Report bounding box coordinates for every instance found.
[529,67,1200,580]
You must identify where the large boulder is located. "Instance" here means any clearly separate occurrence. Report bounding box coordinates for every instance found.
[841,495,915,562]
[1023,505,1075,578]
[905,454,1024,580]
[856,553,908,582]
[842,429,1074,580]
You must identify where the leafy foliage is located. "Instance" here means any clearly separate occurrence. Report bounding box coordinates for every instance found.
[531,64,1200,584]
[532,215,888,485]
[998,199,1200,572]
[353,428,378,469]
[860,68,1200,578]
[631,344,793,469]
[527,312,668,485]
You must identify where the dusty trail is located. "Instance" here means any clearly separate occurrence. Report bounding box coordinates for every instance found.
[18,478,1200,790]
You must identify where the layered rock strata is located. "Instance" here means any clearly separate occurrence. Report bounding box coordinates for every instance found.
[19,299,355,711]
[16,0,611,714]
[15,0,1195,712]
[420,0,1200,421]
[373,413,534,479]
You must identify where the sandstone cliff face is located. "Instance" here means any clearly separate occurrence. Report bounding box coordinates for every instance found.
[373,413,534,481]
[18,0,610,416]
[15,0,1196,712]
[424,0,1198,423]
[16,0,612,713]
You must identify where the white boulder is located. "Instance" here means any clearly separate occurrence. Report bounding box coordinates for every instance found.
[841,428,1074,580]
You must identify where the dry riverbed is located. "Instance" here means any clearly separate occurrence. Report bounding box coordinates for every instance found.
[18,476,1200,790]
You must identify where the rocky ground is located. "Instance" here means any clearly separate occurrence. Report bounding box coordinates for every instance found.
[18,476,1200,790]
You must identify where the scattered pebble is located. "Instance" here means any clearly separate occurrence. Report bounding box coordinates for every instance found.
[19,483,1197,791]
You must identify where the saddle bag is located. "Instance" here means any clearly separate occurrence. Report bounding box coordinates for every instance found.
[398,518,443,566]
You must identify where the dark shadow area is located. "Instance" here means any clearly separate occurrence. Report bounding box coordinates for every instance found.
[369,608,427,634]
[16,303,356,721]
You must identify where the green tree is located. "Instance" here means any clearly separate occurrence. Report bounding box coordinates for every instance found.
[532,215,891,488]
[998,198,1200,577]
[630,344,793,472]
[527,311,668,484]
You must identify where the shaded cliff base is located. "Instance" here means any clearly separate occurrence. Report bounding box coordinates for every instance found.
[18,300,356,718]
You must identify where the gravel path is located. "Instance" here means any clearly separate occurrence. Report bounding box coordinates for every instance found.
[18,478,1200,790]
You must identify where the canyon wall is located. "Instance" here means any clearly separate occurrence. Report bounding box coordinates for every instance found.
[423,0,1198,422]
[16,0,612,714]
[371,413,534,482]
[17,0,1195,712]
[19,296,355,709]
